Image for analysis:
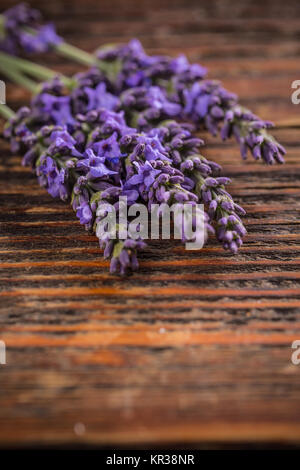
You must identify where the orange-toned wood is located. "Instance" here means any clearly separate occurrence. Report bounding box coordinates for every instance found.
[0,0,300,449]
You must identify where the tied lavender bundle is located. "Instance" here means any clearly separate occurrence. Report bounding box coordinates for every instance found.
[2,73,246,273]
[0,4,285,165]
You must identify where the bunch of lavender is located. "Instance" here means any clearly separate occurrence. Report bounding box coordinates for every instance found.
[0,4,285,164]
[5,100,232,273]
[4,74,246,254]
[0,5,250,272]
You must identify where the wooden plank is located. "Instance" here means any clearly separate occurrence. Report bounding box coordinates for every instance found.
[0,0,300,450]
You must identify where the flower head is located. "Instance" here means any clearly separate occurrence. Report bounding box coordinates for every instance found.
[1,3,62,55]
[125,161,161,190]
[77,148,117,179]
[36,156,69,201]
[92,132,125,164]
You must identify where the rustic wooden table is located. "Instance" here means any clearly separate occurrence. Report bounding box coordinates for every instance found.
[0,0,300,449]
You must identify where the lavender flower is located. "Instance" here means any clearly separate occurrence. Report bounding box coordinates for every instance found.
[71,81,120,116]
[220,106,286,164]
[97,39,207,92]
[195,175,246,253]
[148,120,247,252]
[31,78,74,126]
[91,132,125,164]
[76,199,93,226]
[95,187,147,274]
[125,161,162,190]
[1,3,62,55]
[36,155,69,200]
[183,81,286,164]
[96,40,286,164]
[3,106,34,153]
[5,107,150,273]
[76,148,117,179]
[121,86,182,130]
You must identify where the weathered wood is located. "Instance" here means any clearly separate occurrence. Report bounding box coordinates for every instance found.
[0,0,300,449]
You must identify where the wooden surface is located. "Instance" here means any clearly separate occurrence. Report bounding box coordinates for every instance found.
[1,0,300,449]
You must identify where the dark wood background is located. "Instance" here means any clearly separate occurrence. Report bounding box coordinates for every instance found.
[0,0,300,449]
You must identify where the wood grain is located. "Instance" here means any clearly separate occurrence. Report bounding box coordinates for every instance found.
[0,0,300,449]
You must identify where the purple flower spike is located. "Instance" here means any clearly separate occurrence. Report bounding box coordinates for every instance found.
[1,3,62,55]
[36,156,69,201]
[76,201,93,226]
[94,40,285,164]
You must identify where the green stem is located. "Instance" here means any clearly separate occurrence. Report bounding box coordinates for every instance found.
[0,51,73,87]
[0,14,4,38]
[0,12,94,69]
[0,14,111,77]
[0,51,54,80]
[20,20,95,67]
[55,42,94,67]
[0,103,15,119]
[0,62,38,93]
[55,42,113,77]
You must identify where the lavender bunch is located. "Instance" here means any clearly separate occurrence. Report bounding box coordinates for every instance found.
[0,14,250,272]
[2,69,247,260]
